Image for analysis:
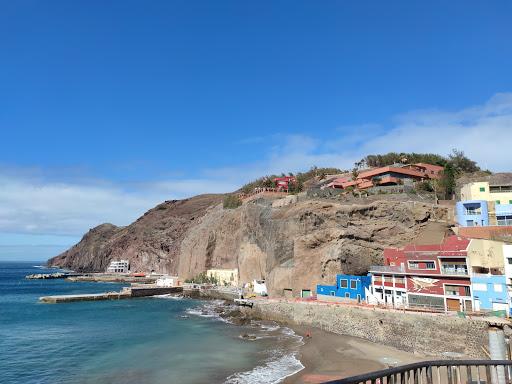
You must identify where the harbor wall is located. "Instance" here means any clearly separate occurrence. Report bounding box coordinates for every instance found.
[130,286,183,297]
[243,301,493,358]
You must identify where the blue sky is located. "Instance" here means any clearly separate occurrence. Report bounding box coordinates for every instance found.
[1,1,512,260]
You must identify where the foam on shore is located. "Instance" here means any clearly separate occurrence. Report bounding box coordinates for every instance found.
[185,301,305,383]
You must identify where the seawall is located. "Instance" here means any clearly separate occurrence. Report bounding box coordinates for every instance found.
[243,300,493,358]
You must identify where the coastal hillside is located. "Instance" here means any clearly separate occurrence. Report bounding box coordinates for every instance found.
[49,192,452,296]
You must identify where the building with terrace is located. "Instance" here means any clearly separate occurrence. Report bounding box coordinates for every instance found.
[323,163,443,191]
[273,176,296,192]
[368,236,473,312]
[457,182,512,227]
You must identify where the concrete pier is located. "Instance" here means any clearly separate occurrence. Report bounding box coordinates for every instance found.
[39,291,132,303]
[39,286,183,303]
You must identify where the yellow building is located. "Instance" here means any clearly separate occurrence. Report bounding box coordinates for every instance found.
[461,181,512,205]
[206,268,239,286]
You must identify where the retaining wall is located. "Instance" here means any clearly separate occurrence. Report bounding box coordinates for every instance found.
[243,301,493,358]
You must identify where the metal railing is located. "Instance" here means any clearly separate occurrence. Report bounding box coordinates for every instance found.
[440,267,469,276]
[370,265,405,273]
[323,360,512,384]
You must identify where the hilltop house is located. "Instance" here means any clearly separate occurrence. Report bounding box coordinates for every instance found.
[323,163,443,191]
[274,176,296,192]
[317,274,371,302]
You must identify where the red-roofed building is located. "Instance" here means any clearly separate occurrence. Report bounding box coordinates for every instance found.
[274,176,296,192]
[368,236,473,312]
[324,163,444,191]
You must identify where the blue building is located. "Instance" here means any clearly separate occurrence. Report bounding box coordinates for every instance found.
[456,200,489,227]
[317,274,371,301]
[471,274,509,313]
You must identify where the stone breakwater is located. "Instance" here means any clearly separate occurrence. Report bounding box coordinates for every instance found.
[242,300,495,359]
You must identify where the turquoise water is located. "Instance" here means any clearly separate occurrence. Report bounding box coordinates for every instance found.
[0,262,303,384]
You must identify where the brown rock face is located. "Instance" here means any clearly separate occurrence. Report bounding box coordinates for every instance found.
[49,194,451,297]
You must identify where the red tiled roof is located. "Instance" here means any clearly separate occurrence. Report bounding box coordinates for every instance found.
[413,163,444,172]
[357,166,426,180]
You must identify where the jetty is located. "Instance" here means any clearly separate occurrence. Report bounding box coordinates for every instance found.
[39,285,183,303]
[26,272,82,280]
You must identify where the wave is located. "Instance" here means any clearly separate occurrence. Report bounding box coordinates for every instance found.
[224,353,304,384]
[186,301,306,383]
[151,294,183,300]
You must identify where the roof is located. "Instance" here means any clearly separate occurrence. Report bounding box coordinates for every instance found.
[384,235,470,257]
[413,163,445,172]
[357,166,427,180]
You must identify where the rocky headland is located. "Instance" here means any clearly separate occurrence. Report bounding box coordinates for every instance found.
[49,191,452,297]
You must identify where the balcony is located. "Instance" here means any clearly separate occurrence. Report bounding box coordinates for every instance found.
[440,265,468,276]
[369,265,405,273]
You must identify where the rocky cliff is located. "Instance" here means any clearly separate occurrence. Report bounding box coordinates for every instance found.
[49,193,452,297]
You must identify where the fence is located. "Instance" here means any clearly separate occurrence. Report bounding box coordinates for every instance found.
[323,360,512,384]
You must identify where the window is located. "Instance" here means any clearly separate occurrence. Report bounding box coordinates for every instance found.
[339,279,348,288]
[510,200,512,205]
[408,261,435,270]
[508,258,512,265]
[350,280,357,289]
[330,291,335,296]
[445,285,461,296]
[395,277,405,285]
[345,292,350,298]
[384,276,393,283]
[497,216,512,226]
[473,283,487,291]
[496,200,501,204]
[356,294,361,301]
[480,187,485,192]
[464,286,471,296]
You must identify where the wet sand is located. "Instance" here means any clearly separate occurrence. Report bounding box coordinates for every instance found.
[285,326,422,384]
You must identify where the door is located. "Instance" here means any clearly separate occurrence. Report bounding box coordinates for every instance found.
[446,298,461,312]
[464,300,472,312]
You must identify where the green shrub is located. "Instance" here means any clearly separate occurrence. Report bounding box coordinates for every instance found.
[223,194,242,209]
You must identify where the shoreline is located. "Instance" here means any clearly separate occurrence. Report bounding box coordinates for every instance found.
[283,325,422,384]
[198,299,423,384]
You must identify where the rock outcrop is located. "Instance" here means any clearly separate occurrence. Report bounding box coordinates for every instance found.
[49,194,452,297]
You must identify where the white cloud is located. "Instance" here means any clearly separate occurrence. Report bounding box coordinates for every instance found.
[1,92,511,249]
[360,93,512,171]
[0,173,237,238]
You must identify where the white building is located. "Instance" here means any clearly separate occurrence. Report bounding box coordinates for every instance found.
[156,276,179,287]
[106,260,130,274]
[253,280,268,296]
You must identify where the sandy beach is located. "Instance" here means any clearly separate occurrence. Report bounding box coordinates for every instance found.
[284,326,422,384]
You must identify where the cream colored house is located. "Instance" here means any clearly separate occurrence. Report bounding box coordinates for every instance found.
[467,238,505,274]
[461,182,512,204]
[206,268,239,286]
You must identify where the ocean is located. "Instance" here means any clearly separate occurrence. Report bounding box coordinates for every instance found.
[0,262,303,384]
